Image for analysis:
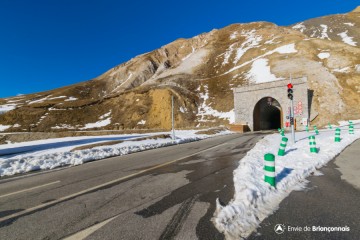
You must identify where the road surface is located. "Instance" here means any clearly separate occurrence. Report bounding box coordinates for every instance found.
[0,132,265,240]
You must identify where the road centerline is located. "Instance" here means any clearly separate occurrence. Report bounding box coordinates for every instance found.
[0,181,61,199]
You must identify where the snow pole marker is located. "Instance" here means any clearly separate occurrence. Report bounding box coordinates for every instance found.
[278,137,288,156]
[314,126,319,135]
[309,136,317,153]
[335,128,341,142]
[264,153,276,187]
[349,125,354,135]
[278,128,284,136]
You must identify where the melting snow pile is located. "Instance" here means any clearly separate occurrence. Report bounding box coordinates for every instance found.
[213,121,360,239]
[0,130,232,177]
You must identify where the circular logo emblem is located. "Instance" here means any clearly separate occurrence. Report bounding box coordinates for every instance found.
[274,224,285,234]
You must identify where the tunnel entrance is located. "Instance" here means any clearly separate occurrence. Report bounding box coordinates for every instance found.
[253,97,282,131]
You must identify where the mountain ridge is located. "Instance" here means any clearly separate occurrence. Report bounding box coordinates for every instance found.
[0,9,359,133]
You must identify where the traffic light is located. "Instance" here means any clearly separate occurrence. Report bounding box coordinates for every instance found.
[287,83,293,100]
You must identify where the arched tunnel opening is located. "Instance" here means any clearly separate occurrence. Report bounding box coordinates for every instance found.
[253,97,282,131]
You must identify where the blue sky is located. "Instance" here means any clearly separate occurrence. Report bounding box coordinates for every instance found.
[0,0,358,98]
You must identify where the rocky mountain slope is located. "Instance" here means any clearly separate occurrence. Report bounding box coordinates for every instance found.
[0,7,359,132]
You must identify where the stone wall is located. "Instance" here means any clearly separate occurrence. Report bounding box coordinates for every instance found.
[233,77,310,131]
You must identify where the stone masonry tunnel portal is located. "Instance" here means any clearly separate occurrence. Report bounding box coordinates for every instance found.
[233,77,309,131]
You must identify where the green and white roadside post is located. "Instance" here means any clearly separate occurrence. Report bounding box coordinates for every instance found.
[309,136,317,153]
[349,121,354,134]
[278,137,288,156]
[305,125,309,132]
[264,153,276,187]
[278,128,285,136]
[335,128,341,142]
[328,123,332,129]
[314,126,319,135]
[349,125,354,134]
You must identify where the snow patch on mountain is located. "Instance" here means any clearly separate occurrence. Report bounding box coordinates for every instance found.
[337,31,357,46]
[198,85,235,123]
[0,125,11,131]
[51,124,78,130]
[222,30,262,66]
[80,111,112,130]
[65,97,78,101]
[264,37,281,45]
[234,30,262,64]
[224,43,297,75]
[320,24,331,40]
[0,104,17,114]
[158,49,209,78]
[137,120,146,125]
[292,22,306,33]
[246,58,282,84]
[48,96,67,100]
[317,52,330,59]
[81,118,111,130]
[332,67,351,73]
[100,111,112,119]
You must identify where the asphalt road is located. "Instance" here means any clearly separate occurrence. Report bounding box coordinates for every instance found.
[249,139,360,240]
[0,132,265,240]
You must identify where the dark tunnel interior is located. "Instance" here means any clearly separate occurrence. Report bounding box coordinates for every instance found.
[253,97,282,131]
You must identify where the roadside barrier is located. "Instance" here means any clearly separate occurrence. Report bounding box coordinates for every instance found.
[335,128,341,142]
[278,137,288,156]
[264,153,276,187]
[309,136,317,153]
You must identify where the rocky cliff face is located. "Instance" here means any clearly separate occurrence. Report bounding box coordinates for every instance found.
[1,8,359,132]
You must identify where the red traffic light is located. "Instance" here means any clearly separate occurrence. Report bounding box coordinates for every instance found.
[287,83,293,89]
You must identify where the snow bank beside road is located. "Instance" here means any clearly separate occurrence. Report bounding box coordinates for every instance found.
[213,122,360,239]
[0,130,231,177]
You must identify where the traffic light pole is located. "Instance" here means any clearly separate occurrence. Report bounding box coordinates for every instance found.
[172,95,175,141]
[290,75,295,144]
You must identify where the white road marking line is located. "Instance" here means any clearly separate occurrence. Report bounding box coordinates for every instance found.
[0,142,228,223]
[63,215,118,240]
[0,181,61,199]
